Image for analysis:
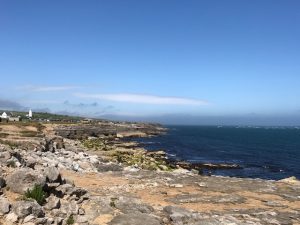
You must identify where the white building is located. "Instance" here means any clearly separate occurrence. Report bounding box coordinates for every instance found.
[0,112,8,119]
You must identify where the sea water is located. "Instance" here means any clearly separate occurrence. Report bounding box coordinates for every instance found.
[136,126,300,180]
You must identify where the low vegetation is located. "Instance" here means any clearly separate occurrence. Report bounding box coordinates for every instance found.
[20,130,39,137]
[0,139,20,148]
[7,160,16,168]
[110,197,118,208]
[66,215,75,225]
[112,150,173,171]
[24,184,46,205]
[82,138,112,151]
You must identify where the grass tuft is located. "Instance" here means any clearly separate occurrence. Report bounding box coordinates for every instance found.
[24,184,46,205]
[66,215,75,224]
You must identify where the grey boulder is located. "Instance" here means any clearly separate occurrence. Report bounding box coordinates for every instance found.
[12,201,44,218]
[6,168,46,194]
[0,197,10,215]
[44,166,61,183]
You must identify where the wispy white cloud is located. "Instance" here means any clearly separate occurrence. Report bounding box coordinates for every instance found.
[22,100,62,104]
[17,85,80,92]
[74,93,208,105]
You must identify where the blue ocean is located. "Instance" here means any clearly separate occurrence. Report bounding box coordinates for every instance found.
[137,126,300,180]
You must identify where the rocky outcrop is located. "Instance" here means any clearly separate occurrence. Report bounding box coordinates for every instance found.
[12,201,44,218]
[55,125,117,140]
[0,122,299,225]
[44,166,61,183]
[54,122,166,140]
[6,168,46,194]
[108,212,161,225]
[0,197,10,216]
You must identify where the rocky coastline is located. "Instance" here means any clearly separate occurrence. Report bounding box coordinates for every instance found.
[0,121,299,225]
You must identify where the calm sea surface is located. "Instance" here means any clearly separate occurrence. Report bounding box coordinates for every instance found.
[136,126,300,180]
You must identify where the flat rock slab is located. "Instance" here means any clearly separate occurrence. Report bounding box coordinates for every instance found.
[169,194,246,204]
[108,212,161,225]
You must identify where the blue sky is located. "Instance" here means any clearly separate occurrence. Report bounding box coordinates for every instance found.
[0,1,300,125]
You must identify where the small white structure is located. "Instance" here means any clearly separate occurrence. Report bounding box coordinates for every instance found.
[29,109,32,118]
[26,109,33,119]
[0,112,8,119]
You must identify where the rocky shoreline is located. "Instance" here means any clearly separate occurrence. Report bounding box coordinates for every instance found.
[0,121,299,225]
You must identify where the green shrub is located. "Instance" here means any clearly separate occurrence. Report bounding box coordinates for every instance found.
[66,215,75,224]
[7,160,16,168]
[110,197,118,208]
[24,184,46,205]
[82,138,111,151]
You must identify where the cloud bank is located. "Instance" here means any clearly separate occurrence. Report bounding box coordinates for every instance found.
[18,85,80,92]
[75,93,207,105]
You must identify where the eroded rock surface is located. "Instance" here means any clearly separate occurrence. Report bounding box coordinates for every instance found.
[6,168,46,194]
[0,123,299,225]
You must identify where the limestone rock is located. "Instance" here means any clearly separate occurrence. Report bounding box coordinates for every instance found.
[45,136,64,152]
[25,156,37,168]
[97,163,123,172]
[0,151,11,163]
[6,168,46,194]
[278,176,300,185]
[5,212,19,224]
[44,195,60,210]
[114,197,154,214]
[108,212,161,225]
[60,200,79,215]
[163,206,198,224]
[55,183,74,196]
[12,201,44,218]
[23,214,35,223]
[0,197,10,215]
[44,166,61,183]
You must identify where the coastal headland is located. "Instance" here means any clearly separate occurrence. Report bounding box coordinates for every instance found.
[0,120,299,225]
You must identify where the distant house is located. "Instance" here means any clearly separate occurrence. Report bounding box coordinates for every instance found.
[9,116,21,122]
[0,112,8,119]
[0,112,8,123]
[81,118,93,124]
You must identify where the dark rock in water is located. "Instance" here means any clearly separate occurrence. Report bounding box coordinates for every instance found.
[169,160,241,173]
[146,150,167,160]
[200,163,241,169]
[108,212,161,225]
